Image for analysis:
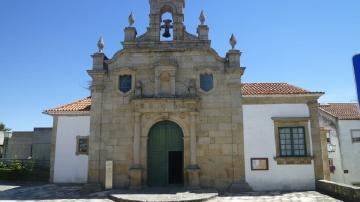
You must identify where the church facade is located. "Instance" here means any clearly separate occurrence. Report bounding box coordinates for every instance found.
[46,0,328,191]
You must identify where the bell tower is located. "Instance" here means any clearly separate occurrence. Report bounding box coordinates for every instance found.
[148,0,185,41]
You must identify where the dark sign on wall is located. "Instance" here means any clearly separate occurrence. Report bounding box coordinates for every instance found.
[353,54,360,106]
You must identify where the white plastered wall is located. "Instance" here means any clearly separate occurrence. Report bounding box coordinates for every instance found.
[338,120,360,185]
[53,116,90,183]
[243,104,315,191]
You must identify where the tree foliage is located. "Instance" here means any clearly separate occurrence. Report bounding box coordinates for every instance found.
[0,122,10,132]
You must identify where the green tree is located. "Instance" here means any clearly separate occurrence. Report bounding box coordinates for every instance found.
[0,122,10,131]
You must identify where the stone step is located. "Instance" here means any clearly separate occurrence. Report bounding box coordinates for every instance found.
[108,189,218,202]
[227,182,253,193]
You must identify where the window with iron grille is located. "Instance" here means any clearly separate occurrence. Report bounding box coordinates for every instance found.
[279,127,306,157]
[119,75,132,93]
[76,136,89,155]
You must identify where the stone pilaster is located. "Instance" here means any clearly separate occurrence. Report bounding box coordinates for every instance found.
[87,70,105,186]
[226,50,241,68]
[197,25,209,40]
[124,27,137,42]
[308,101,325,180]
[189,113,197,166]
[92,53,106,71]
[187,112,200,188]
[226,62,249,192]
[130,112,142,189]
[49,116,58,183]
[320,128,331,181]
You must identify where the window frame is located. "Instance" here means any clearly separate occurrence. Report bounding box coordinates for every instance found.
[278,126,307,157]
[351,129,360,143]
[272,117,312,165]
[76,136,89,155]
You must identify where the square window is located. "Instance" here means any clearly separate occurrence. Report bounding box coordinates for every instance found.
[76,136,89,155]
[279,127,306,157]
[351,130,360,143]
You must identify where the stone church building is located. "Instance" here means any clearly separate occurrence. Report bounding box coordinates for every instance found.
[45,0,328,191]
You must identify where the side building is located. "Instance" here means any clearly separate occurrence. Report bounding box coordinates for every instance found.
[46,83,327,191]
[5,127,52,168]
[319,103,360,186]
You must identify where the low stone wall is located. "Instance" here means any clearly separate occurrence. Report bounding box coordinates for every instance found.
[316,180,360,202]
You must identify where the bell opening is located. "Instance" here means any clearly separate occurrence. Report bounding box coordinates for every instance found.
[160,12,173,41]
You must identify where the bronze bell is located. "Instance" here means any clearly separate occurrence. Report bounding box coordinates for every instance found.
[163,29,171,38]
[161,19,173,38]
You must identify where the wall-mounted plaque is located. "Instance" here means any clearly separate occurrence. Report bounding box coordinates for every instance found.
[251,158,269,171]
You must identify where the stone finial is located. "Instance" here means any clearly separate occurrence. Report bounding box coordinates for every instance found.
[230,34,237,49]
[199,10,206,25]
[97,37,104,53]
[128,12,135,27]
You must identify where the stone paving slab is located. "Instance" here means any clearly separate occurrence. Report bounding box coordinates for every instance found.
[0,183,112,202]
[0,183,342,202]
[209,191,342,202]
[110,192,218,202]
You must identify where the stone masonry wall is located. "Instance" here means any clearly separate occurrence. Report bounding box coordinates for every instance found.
[89,48,244,189]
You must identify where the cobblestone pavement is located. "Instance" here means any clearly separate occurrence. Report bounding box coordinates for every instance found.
[0,183,112,202]
[0,183,342,202]
[210,191,342,202]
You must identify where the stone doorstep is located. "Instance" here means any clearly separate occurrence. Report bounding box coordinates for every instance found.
[108,189,218,202]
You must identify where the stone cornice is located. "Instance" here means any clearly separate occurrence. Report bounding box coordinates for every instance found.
[131,96,200,113]
[242,94,322,105]
[43,111,90,116]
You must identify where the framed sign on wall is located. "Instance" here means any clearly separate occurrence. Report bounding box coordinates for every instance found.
[251,158,269,171]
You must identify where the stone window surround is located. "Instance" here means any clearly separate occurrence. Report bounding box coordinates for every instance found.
[76,135,89,156]
[272,117,313,165]
[114,68,136,96]
[351,129,360,143]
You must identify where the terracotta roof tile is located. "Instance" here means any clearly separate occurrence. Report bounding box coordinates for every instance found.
[45,97,91,113]
[319,103,360,120]
[241,83,324,96]
[45,83,324,113]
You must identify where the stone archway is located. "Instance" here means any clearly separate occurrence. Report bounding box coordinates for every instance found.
[147,120,184,186]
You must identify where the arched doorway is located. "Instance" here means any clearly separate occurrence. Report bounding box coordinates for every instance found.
[147,121,184,186]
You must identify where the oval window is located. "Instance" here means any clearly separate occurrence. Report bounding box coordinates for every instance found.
[119,75,132,93]
[200,73,214,92]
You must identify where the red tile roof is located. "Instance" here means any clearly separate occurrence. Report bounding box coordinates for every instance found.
[45,83,323,113]
[319,103,360,120]
[241,83,324,96]
[45,97,91,114]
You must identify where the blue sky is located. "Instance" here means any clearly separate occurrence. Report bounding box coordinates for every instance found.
[0,0,359,131]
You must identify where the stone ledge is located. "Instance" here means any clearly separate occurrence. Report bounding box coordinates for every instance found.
[316,180,360,202]
[274,156,313,165]
[108,189,218,202]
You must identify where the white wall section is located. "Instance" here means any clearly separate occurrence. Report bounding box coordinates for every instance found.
[53,116,90,183]
[243,104,315,191]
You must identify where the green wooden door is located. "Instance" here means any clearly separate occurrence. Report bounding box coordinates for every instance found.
[148,121,183,186]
